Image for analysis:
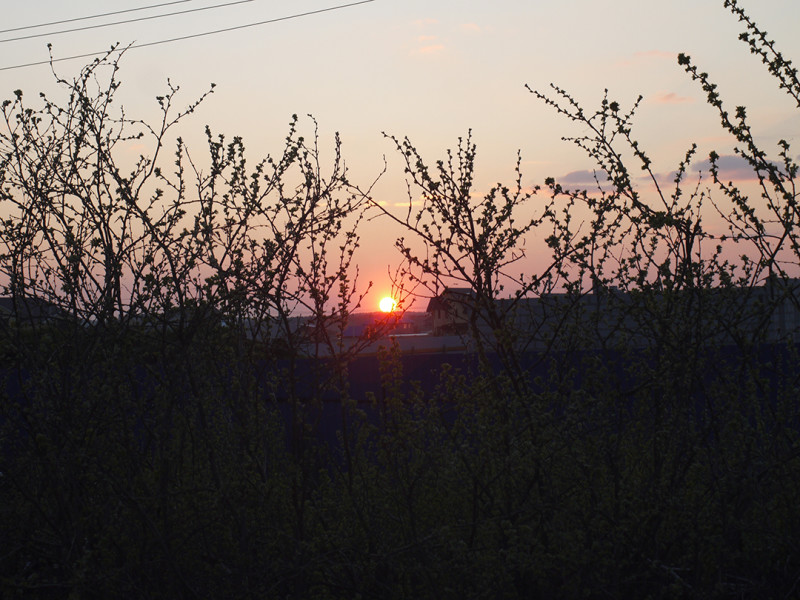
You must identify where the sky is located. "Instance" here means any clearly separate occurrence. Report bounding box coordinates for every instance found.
[2,0,800,311]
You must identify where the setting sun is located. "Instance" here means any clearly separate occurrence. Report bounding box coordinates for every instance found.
[379,296,397,313]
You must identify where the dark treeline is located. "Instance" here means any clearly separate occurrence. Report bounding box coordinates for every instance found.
[2,1,800,597]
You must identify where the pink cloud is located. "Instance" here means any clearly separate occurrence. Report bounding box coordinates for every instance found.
[460,23,481,33]
[418,44,445,55]
[414,18,438,27]
[651,92,695,105]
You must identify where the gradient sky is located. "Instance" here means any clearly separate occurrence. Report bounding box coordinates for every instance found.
[2,0,799,309]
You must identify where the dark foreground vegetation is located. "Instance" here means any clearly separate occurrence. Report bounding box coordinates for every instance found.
[2,1,800,597]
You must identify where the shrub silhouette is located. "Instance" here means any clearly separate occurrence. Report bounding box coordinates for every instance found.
[2,2,800,598]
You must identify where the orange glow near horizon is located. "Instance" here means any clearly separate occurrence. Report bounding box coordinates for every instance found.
[379,296,398,313]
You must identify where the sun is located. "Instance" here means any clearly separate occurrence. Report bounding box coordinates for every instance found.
[379,296,398,313]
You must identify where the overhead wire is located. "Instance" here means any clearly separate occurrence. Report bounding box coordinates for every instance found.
[0,0,259,44]
[0,1,196,35]
[0,0,376,73]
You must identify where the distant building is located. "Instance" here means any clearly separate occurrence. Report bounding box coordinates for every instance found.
[342,311,431,338]
[426,288,476,336]
[425,279,800,350]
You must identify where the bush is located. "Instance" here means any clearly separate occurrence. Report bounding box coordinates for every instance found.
[2,2,800,598]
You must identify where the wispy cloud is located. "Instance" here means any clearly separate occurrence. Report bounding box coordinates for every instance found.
[650,91,694,105]
[417,44,445,55]
[691,154,780,181]
[410,18,444,55]
[559,170,603,185]
[459,23,481,33]
[548,153,785,191]
[558,168,683,188]
[632,170,680,186]
[556,168,680,188]
[392,196,425,208]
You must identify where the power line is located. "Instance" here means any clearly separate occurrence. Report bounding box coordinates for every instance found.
[1,0,258,44]
[0,0,376,73]
[0,1,196,35]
